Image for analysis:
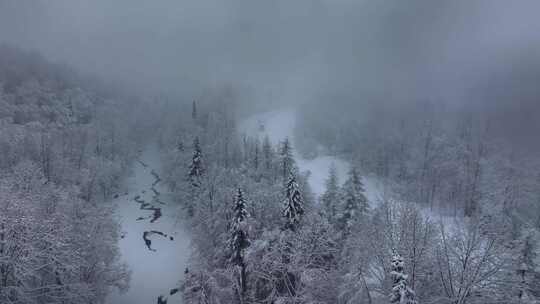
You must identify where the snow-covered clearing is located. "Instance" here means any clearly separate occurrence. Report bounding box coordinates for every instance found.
[238,108,460,233]
[239,108,384,200]
[107,146,190,304]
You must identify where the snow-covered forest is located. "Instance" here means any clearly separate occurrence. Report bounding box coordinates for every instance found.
[1,1,540,304]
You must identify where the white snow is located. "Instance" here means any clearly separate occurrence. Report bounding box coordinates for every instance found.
[296,155,349,197]
[239,108,383,200]
[106,146,190,304]
[239,109,347,197]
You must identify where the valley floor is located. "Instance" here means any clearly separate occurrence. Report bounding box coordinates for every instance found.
[106,146,190,304]
[109,108,385,304]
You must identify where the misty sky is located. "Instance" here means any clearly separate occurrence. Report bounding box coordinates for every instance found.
[1,0,540,104]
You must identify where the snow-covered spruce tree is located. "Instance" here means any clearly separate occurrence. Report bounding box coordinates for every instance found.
[192,99,197,120]
[389,249,418,304]
[253,138,260,171]
[283,173,304,231]
[515,229,540,302]
[188,136,204,187]
[279,137,295,180]
[321,164,340,223]
[228,188,251,300]
[262,135,273,171]
[185,136,204,217]
[340,167,369,232]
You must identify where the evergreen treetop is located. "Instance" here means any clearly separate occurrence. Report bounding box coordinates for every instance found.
[341,167,369,230]
[228,188,250,267]
[283,173,304,231]
[389,249,418,304]
[280,137,295,180]
[321,164,340,221]
[188,136,203,187]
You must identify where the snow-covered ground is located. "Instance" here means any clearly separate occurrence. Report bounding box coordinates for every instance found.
[107,146,190,304]
[239,108,384,200]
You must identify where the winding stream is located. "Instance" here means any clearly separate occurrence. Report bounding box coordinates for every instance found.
[107,146,190,304]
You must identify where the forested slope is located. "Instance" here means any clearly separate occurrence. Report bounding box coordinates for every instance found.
[295,95,540,221]
[0,45,145,303]
[2,44,539,304]
[155,91,540,304]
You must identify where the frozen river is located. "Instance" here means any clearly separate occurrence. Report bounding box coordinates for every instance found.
[107,146,190,304]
